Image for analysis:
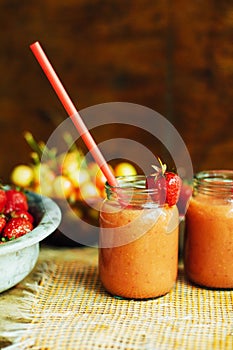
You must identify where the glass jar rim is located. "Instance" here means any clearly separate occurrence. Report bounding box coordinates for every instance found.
[105,175,164,196]
[195,170,233,184]
[105,175,165,207]
[106,175,149,191]
[194,170,233,198]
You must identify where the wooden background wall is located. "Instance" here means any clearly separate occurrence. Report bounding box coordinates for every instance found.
[0,0,232,181]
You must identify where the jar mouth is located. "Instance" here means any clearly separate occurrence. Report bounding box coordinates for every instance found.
[105,175,166,207]
[194,170,233,198]
[106,175,148,190]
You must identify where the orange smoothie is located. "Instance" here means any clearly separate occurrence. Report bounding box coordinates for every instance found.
[184,194,233,288]
[184,170,233,289]
[99,200,179,299]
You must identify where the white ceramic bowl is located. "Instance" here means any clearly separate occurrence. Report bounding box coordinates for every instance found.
[0,190,61,293]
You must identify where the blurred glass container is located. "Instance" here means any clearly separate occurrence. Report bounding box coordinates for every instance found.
[184,170,233,289]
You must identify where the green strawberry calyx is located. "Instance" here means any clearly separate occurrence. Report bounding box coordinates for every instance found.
[151,157,167,176]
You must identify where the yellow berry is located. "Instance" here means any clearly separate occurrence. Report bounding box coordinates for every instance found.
[79,182,101,201]
[53,175,74,199]
[11,165,34,187]
[114,162,137,177]
[61,151,81,175]
[68,168,91,188]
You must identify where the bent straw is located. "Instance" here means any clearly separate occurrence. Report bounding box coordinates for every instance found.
[30,41,117,187]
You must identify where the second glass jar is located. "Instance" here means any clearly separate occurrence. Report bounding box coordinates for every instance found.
[184,170,233,289]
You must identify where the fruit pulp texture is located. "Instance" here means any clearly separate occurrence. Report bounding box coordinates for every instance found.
[99,202,179,299]
[184,195,233,288]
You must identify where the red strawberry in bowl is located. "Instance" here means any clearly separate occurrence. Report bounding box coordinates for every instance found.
[11,210,34,224]
[2,217,33,240]
[0,215,7,233]
[0,189,7,213]
[4,189,28,214]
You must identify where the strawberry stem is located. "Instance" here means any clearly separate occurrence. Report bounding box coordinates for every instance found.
[151,157,167,175]
[157,157,167,174]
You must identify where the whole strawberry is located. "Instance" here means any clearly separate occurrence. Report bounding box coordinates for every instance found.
[4,189,28,214]
[0,189,7,213]
[2,217,33,240]
[11,210,34,224]
[146,159,182,207]
[165,172,182,206]
[0,215,7,233]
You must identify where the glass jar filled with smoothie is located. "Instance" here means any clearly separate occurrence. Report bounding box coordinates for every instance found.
[99,174,180,299]
[184,170,233,289]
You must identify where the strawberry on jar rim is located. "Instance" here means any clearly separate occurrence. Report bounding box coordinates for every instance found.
[164,172,182,207]
[146,158,182,207]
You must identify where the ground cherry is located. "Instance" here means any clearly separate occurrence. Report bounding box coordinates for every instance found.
[61,151,81,175]
[10,164,34,188]
[69,168,91,188]
[114,162,137,177]
[79,182,101,201]
[53,175,74,199]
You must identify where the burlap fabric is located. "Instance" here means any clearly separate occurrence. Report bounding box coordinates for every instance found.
[0,247,232,349]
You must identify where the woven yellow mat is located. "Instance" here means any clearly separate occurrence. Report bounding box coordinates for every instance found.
[0,246,232,350]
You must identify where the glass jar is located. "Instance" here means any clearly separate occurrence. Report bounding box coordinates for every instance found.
[99,175,179,299]
[184,170,233,289]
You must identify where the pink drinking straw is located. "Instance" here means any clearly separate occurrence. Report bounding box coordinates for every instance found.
[30,41,117,187]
